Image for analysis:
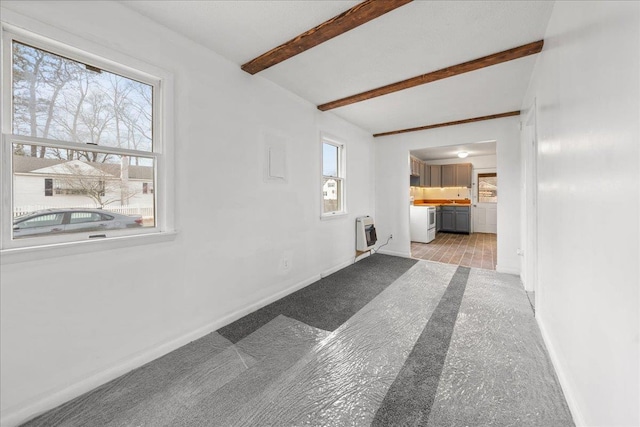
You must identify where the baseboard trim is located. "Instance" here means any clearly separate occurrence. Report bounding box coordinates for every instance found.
[496,264,520,275]
[536,313,586,426]
[0,270,325,427]
[377,249,411,258]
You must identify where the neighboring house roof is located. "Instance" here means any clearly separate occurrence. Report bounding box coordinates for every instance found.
[13,155,153,180]
[32,160,114,177]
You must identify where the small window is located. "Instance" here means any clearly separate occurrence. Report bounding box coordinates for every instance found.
[44,178,53,196]
[321,137,346,216]
[142,182,154,195]
[478,173,497,203]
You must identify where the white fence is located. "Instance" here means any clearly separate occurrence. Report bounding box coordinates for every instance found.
[14,204,154,218]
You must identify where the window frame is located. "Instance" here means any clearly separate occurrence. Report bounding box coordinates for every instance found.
[0,23,174,256]
[320,134,347,219]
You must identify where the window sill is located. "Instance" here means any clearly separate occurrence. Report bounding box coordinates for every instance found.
[0,231,177,265]
[321,211,348,221]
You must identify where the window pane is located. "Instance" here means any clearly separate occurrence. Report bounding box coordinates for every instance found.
[322,143,338,177]
[12,42,153,151]
[323,178,342,213]
[12,144,155,239]
[478,173,497,203]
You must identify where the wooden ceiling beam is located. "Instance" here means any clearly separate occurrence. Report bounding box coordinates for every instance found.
[241,0,413,75]
[373,111,521,137]
[318,40,544,111]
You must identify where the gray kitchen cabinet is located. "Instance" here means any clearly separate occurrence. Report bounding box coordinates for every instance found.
[410,156,422,186]
[410,157,419,176]
[455,208,470,233]
[440,205,470,234]
[456,163,472,188]
[436,206,442,232]
[441,164,456,187]
[441,207,456,231]
[421,164,430,187]
[430,165,441,188]
[414,161,471,188]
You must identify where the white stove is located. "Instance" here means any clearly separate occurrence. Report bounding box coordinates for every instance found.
[410,205,436,243]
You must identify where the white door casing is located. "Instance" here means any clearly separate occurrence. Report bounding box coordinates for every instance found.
[523,102,538,295]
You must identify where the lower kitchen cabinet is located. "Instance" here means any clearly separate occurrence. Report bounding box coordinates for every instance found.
[441,209,455,231]
[436,207,442,232]
[455,208,470,233]
[440,206,470,234]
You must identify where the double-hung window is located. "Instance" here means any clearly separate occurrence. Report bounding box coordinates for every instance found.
[1,27,167,250]
[321,135,346,217]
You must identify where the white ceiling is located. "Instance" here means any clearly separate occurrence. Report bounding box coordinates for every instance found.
[411,140,496,161]
[120,0,554,135]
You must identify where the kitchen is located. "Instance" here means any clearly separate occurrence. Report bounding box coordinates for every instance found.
[409,141,498,269]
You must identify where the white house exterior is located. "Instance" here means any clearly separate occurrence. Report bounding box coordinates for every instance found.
[13,155,154,217]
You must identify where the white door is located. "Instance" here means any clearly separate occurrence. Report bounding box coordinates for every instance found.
[473,169,497,234]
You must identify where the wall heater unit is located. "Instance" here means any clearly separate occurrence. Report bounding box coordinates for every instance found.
[356,216,377,251]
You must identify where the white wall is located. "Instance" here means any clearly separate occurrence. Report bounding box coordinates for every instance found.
[521,2,639,425]
[0,2,375,425]
[374,117,521,273]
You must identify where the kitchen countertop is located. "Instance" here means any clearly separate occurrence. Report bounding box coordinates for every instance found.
[413,202,471,207]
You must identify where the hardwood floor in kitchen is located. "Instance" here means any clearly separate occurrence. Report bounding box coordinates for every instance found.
[411,232,497,270]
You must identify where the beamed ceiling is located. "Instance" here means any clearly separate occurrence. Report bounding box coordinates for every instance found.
[120,0,555,138]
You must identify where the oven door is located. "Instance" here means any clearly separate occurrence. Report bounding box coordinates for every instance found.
[428,208,436,229]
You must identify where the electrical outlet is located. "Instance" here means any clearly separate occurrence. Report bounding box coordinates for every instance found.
[390,234,393,239]
[281,250,293,273]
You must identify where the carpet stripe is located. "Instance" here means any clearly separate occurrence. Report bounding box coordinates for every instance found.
[217,254,418,343]
[371,265,470,426]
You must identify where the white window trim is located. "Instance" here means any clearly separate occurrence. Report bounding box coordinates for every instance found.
[320,133,347,219]
[0,21,175,262]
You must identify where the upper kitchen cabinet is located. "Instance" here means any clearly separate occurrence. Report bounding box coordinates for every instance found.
[442,163,472,187]
[456,163,472,188]
[410,157,421,176]
[441,164,456,187]
[410,157,471,188]
[430,165,441,188]
[421,163,430,187]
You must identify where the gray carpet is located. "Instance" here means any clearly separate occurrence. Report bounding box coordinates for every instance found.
[226,261,456,426]
[426,268,574,426]
[217,253,418,342]
[22,333,251,427]
[372,266,470,426]
[20,257,574,426]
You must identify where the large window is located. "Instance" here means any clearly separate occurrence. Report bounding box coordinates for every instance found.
[2,28,164,249]
[321,136,346,217]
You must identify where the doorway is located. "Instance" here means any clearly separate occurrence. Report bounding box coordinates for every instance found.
[409,141,498,270]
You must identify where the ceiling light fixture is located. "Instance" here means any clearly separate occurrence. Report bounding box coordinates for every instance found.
[458,151,469,158]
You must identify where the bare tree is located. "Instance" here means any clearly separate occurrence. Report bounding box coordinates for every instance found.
[12,42,153,164]
[54,162,138,208]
